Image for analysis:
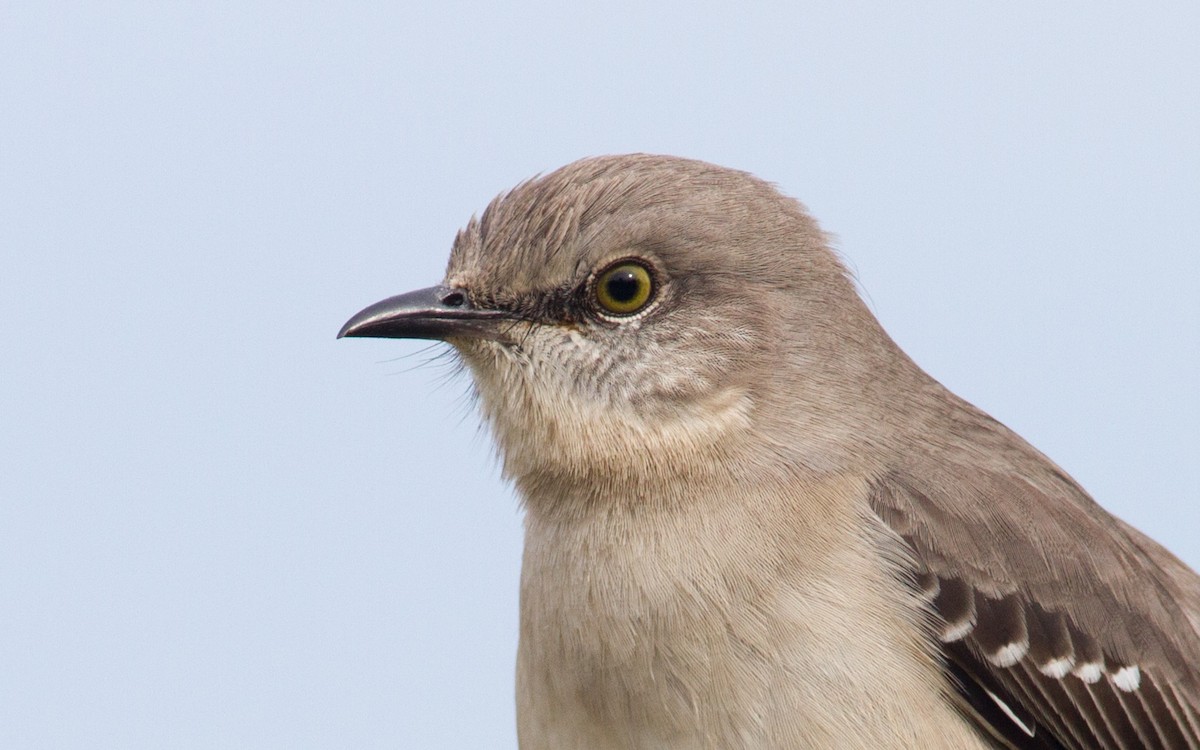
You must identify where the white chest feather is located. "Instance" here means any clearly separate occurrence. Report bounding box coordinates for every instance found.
[513,478,991,750]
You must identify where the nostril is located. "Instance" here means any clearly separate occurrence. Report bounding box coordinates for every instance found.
[441,290,466,307]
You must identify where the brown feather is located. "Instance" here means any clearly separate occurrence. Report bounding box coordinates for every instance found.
[872,461,1200,748]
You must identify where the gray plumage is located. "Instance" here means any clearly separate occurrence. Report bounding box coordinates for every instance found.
[340,154,1200,748]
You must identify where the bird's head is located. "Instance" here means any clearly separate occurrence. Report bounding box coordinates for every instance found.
[341,155,899,498]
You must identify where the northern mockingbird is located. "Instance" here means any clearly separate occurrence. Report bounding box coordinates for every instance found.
[339,155,1199,749]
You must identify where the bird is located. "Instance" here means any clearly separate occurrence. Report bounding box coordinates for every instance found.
[339,154,1200,749]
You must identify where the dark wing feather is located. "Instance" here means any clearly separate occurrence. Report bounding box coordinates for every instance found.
[869,407,1200,749]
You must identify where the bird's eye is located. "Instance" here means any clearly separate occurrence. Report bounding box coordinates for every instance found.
[594,261,655,316]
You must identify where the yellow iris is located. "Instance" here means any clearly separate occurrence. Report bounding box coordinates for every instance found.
[595,262,654,315]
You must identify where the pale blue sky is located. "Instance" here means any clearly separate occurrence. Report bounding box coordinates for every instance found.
[2,3,1197,748]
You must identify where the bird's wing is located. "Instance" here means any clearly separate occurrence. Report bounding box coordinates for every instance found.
[870,440,1200,749]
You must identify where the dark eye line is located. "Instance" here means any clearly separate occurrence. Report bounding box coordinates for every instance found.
[518,284,585,325]
[496,260,662,326]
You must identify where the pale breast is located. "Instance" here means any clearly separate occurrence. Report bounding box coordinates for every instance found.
[514,478,995,749]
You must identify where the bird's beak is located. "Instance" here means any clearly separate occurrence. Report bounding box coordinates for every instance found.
[338,285,514,341]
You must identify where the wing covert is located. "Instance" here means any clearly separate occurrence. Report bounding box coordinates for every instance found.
[871,469,1200,749]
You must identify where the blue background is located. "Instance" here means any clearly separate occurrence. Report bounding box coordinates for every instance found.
[3,4,1196,747]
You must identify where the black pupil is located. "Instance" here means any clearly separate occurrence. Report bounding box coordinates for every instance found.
[606,270,641,303]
